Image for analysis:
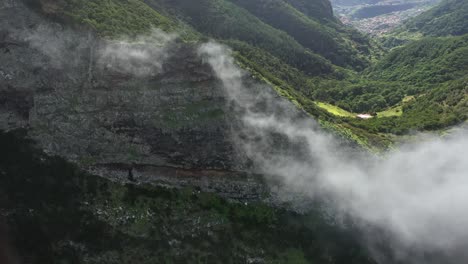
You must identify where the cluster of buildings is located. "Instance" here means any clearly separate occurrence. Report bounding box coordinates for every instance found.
[338,7,429,35]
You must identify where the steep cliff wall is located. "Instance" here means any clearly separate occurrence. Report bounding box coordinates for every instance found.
[0,0,355,202]
[0,0,246,175]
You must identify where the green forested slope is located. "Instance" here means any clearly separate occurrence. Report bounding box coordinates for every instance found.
[312,0,468,136]
[26,0,198,38]
[35,0,371,96]
[64,0,177,36]
[228,0,371,69]
[370,35,468,84]
[383,0,468,47]
[347,78,467,134]
[401,0,468,37]
[362,35,468,133]
[284,0,334,21]
[143,0,338,76]
[313,34,468,134]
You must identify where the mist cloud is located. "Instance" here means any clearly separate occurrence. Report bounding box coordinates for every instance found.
[17,24,91,68]
[199,42,468,262]
[97,29,176,77]
[18,25,175,77]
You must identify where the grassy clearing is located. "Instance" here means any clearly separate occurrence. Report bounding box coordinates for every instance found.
[402,95,415,102]
[315,102,356,118]
[377,105,403,117]
[376,95,414,118]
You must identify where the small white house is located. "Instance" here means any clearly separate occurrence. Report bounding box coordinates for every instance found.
[357,114,373,119]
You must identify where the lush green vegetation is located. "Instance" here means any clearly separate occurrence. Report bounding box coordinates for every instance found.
[30,0,198,39]
[399,0,468,37]
[144,0,339,76]
[316,101,356,117]
[318,77,466,136]
[284,0,334,21]
[345,78,467,134]
[312,32,468,135]
[382,0,468,46]
[65,0,175,36]
[0,130,377,264]
[314,35,467,112]
[369,35,468,84]
[227,0,371,69]
[316,101,403,118]
[377,105,402,118]
[313,78,410,113]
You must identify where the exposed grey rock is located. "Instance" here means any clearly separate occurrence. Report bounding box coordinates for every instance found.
[0,0,17,9]
[0,0,275,203]
[0,0,245,172]
[0,1,344,208]
[89,164,269,202]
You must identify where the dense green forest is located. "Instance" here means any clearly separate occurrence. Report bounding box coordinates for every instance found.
[34,0,199,39]
[284,0,334,21]
[345,77,467,134]
[369,35,468,84]
[315,35,467,110]
[313,34,468,135]
[225,0,371,68]
[382,0,468,46]
[398,0,468,37]
[142,0,341,75]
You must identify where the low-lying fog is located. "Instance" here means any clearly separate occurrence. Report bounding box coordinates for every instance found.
[199,42,468,263]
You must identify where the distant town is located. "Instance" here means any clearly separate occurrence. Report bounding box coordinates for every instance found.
[332,0,440,35]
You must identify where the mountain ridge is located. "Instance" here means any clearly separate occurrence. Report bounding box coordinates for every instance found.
[0,0,467,263]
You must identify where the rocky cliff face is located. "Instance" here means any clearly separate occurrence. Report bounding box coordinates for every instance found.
[0,0,347,203]
[0,0,251,181]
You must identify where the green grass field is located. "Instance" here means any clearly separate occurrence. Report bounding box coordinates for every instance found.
[316,100,407,119]
[315,102,356,118]
[375,95,414,117]
[377,105,403,117]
